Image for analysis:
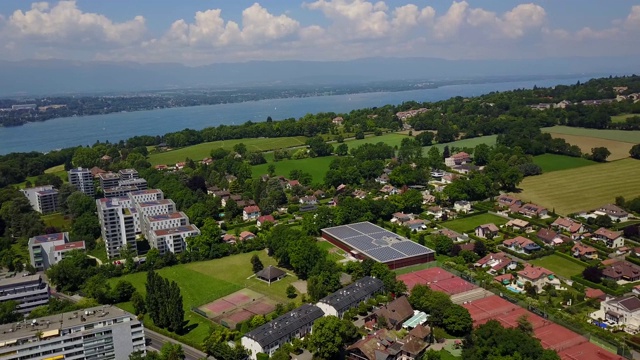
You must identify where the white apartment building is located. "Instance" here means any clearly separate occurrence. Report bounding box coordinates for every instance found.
[134,199,176,218]
[0,305,146,360]
[98,172,121,190]
[68,167,95,197]
[0,275,49,315]
[28,232,86,271]
[128,189,164,203]
[104,185,140,198]
[118,168,139,180]
[148,225,200,255]
[97,198,138,259]
[20,186,59,214]
[142,211,189,235]
[118,178,148,190]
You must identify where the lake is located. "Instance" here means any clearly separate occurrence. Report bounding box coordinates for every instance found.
[0,77,592,154]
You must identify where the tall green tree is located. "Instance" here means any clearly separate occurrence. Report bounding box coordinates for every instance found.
[309,316,359,360]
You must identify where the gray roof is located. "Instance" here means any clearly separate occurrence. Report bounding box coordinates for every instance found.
[244,304,324,348]
[256,266,286,281]
[0,274,42,288]
[318,276,384,313]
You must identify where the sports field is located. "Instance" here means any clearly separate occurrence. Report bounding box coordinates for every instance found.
[530,254,586,278]
[149,136,308,165]
[544,133,634,161]
[440,213,508,233]
[252,156,335,184]
[517,158,640,215]
[542,126,640,143]
[422,135,498,155]
[109,251,298,345]
[532,154,596,173]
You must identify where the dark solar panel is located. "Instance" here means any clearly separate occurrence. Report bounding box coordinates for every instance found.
[367,247,405,262]
[324,226,361,239]
[391,241,433,256]
[368,230,398,241]
[349,222,384,234]
[343,235,378,251]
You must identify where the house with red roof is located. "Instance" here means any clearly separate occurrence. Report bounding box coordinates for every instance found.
[474,252,517,275]
[257,215,275,228]
[517,264,556,292]
[502,236,541,254]
[243,205,261,221]
[475,223,499,239]
[592,227,624,248]
[286,180,301,189]
[572,243,599,260]
[551,217,585,238]
[240,231,256,241]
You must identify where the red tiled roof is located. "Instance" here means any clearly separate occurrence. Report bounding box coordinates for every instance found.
[53,241,85,252]
[518,264,553,281]
[244,205,260,213]
[585,288,606,299]
[594,227,622,241]
[257,215,275,223]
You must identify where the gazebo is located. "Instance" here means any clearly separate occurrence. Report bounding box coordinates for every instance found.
[256,265,286,284]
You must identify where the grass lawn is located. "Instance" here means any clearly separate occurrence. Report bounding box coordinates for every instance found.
[149,136,308,165]
[110,251,299,347]
[252,156,336,184]
[44,164,65,174]
[543,133,634,161]
[517,158,640,215]
[422,135,498,155]
[611,114,638,123]
[441,213,509,233]
[530,254,586,278]
[317,240,347,263]
[42,212,72,231]
[533,154,597,173]
[542,126,640,143]
[343,133,410,148]
[15,165,68,189]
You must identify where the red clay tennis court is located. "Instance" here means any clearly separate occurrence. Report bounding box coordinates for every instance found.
[203,299,236,316]
[462,295,520,323]
[398,267,478,295]
[219,309,255,328]
[558,342,625,360]
[535,323,589,351]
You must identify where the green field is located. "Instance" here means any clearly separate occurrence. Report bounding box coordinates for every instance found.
[518,158,640,215]
[110,251,298,346]
[532,154,597,173]
[317,240,347,262]
[252,156,336,184]
[149,136,308,165]
[343,133,410,148]
[530,254,586,278]
[611,114,638,123]
[15,165,68,189]
[441,213,508,233]
[542,126,640,143]
[42,213,72,231]
[422,135,498,155]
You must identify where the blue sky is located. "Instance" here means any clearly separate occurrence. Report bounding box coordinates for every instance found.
[0,1,638,65]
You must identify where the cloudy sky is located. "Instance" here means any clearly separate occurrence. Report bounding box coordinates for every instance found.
[0,0,638,65]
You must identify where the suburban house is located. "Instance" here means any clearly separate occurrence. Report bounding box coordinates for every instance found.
[572,243,599,260]
[315,276,385,318]
[444,152,471,167]
[346,327,429,360]
[240,231,256,241]
[585,288,607,302]
[592,228,625,248]
[599,296,640,333]
[299,196,318,205]
[505,219,531,232]
[434,228,468,243]
[404,219,427,231]
[353,190,367,199]
[241,304,325,360]
[243,205,261,221]
[257,215,275,228]
[602,261,640,282]
[380,185,400,195]
[332,116,344,125]
[537,228,563,246]
[516,203,548,218]
[497,195,522,208]
[474,252,517,275]
[552,217,585,237]
[517,264,556,292]
[452,164,481,174]
[370,296,414,330]
[426,206,444,219]
[222,234,238,243]
[453,201,472,213]
[314,190,326,198]
[502,236,541,254]
[225,174,238,183]
[594,204,629,222]
[392,212,413,224]
[375,174,390,184]
[475,223,499,239]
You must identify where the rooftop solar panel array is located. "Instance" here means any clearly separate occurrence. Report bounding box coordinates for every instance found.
[322,222,434,263]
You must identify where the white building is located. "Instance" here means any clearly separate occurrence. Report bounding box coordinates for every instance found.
[118,168,139,180]
[142,211,190,235]
[0,305,146,359]
[68,167,95,197]
[243,205,261,221]
[128,189,164,203]
[241,304,324,360]
[119,178,148,190]
[104,185,140,198]
[454,201,472,213]
[594,204,629,223]
[134,199,177,218]
[97,197,138,259]
[28,232,86,271]
[0,275,49,315]
[598,296,640,333]
[315,276,384,318]
[148,225,200,255]
[98,172,121,190]
[20,186,59,214]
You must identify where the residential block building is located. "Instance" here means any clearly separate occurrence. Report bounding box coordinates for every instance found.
[315,276,384,318]
[0,275,49,315]
[241,304,324,360]
[28,232,86,271]
[20,185,59,214]
[119,178,148,190]
[118,168,139,180]
[98,172,121,190]
[148,225,200,255]
[68,167,95,197]
[142,211,189,235]
[0,305,146,359]
[97,197,138,259]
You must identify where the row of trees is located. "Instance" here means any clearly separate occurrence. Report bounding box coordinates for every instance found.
[146,270,185,333]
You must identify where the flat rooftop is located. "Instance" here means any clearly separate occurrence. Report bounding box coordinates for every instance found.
[153,225,198,236]
[0,274,42,287]
[0,305,132,343]
[322,222,434,263]
[137,199,174,207]
[53,241,85,251]
[130,189,162,195]
[31,232,67,244]
[147,212,187,222]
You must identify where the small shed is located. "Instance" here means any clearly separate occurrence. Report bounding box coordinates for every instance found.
[256,265,286,284]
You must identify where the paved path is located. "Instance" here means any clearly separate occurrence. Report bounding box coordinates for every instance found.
[87,255,103,265]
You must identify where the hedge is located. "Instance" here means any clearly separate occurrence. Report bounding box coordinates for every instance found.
[625,255,640,267]
[570,275,627,296]
[498,245,554,261]
[506,212,549,228]
[581,238,615,254]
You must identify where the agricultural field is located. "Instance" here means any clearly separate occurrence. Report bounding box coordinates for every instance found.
[542,126,640,143]
[530,254,586,278]
[343,133,410,149]
[440,213,509,233]
[148,136,308,165]
[544,134,634,161]
[517,158,640,215]
[532,154,596,173]
[611,114,638,123]
[252,156,336,184]
[110,251,299,345]
[422,135,498,155]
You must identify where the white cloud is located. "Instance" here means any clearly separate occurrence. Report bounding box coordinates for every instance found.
[624,5,640,30]
[304,0,391,39]
[391,4,435,31]
[434,1,468,39]
[467,3,546,39]
[7,1,146,46]
[240,3,300,44]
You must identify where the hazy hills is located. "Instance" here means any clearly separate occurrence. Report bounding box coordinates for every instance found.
[1,56,638,97]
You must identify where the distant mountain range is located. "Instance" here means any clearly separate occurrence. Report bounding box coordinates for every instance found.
[1,56,638,97]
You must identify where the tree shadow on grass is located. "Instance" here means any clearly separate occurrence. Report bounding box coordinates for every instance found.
[177,321,199,336]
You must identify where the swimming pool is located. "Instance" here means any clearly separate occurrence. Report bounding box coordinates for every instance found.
[506,285,522,293]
